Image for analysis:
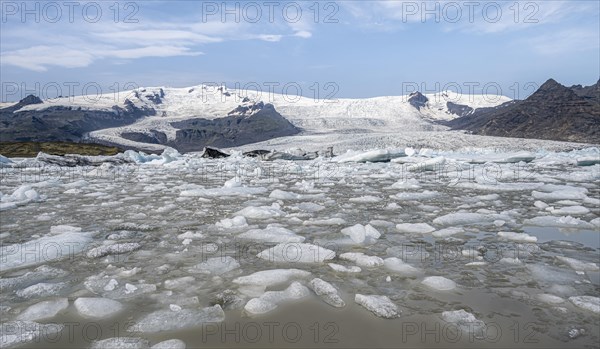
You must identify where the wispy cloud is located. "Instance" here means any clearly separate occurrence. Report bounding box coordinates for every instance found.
[0,2,314,71]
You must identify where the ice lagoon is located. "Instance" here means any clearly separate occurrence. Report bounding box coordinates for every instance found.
[0,146,598,348]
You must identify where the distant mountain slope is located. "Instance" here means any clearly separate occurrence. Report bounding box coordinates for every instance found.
[1,85,509,152]
[447,79,600,144]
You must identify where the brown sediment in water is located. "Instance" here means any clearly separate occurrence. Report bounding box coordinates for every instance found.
[27,295,574,349]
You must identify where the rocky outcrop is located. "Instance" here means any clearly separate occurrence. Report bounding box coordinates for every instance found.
[447,79,600,144]
[408,92,428,110]
[167,103,300,152]
[0,96,154,143]
[446,101,474,117]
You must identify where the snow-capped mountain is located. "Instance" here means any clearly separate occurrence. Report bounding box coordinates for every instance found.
[2,85,511,152]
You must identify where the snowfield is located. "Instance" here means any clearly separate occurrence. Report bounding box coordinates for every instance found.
[10,85,524,152]
[0,146,598,348]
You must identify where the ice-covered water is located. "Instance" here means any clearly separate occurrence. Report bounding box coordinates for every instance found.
[0,147,598,348]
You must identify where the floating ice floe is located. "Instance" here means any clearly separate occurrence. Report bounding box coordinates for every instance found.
[340,224,381,244]
[349,195,382,203]
[0,185,44,211]
[396,223,435,234]
[328,263,362,273]
[555,256,599,271]
[232,269,311,288]
[524,216,594,229]
[355,294,400,319]
[421,276,457,291]
[90,337,150,349]
[334,149,409,163]
[86,242,142,258]
[0,321,64,348]
[257,243,335,263]
[1,231,94,271]
[549,206,590,215]
[532,189,588,201]
[130,305,225,333]
[383,258,420,277]
[390,190,439,201]
[400,156,446,172]
[216,216,248,229]
[308,278,345,308]
[536,294,565,305]
[151,339,187,349]
[433,212,500,226]
[15,282,68,299]
[576,156,600,166]
[189,256,240,274]
[269,189,304,200]
[16,298,69,321]
[339,252,384,267]
[441,309,486,335]
[569,296,600,314]
[432,227,464,238]
[303,217,347,225]
[497,231,537,243]
[0,266,67,291]
[74,297,124,319]
[238,225,305,243]
[244,282,311,315]
[235,204,287,219]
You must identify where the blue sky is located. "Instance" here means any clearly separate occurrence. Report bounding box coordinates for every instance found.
[1,0,599,101]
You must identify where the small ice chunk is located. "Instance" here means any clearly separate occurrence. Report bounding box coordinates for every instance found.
[421,276,456,291]
[74,297,124,319]
[86,243,142,258]
[497,231,537,243]
[355,294,400,319]
[16,282,67,298]
[17,298,69,321]
[396,223,435,234]
[432,227,463,238]
[532,190,587,201]
[164,277,196,290]
[308,278,345,308]
[556,256,599,271]
[177,231,204,240]
[341,224,381,243]
[524,216,594,229]
[534,201,549,209]
[536,294,565,305]
[233,269,311,288]
[328,263,361,273]
[269,189,303,200]
[349,196,382,203]
[383,258,419,277]
[235,205,287,219]
[238,226,305,243]
[189,256,240,274]
[151,339,186,349]
[244,282,310,315]
[569,296,600,314]
[90,337,150,349]
[339,252,384,267]
[216,216,248,229]
[257,243,335,263]
[550,206,590,215]
[441,309,485,334]
[130,305,225,333]
[303,218,346,225]
[433,213,495,226]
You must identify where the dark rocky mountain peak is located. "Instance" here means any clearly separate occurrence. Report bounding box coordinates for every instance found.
[408,91,428,110]
[447,78,600,144]
[19,95,43,106]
